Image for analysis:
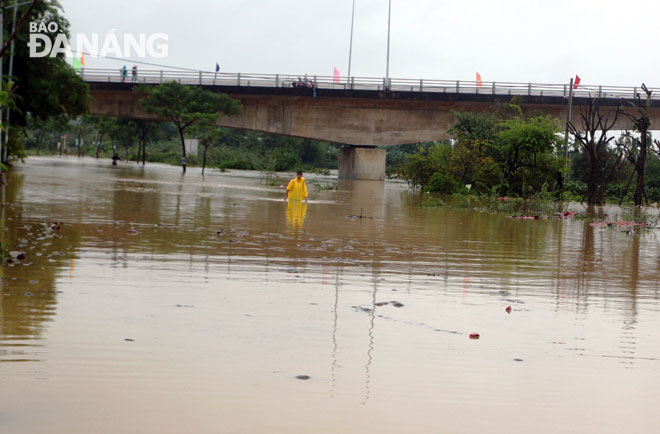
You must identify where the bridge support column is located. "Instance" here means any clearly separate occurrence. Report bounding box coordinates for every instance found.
[338,146,386,181]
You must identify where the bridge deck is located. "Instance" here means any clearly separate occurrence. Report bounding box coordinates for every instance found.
[80,68,658,105]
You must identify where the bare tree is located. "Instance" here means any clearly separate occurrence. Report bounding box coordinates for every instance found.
[619,84,653,206]
[567,97,624,205]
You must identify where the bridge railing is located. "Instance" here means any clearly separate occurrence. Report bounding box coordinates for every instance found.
[79,68,660,101]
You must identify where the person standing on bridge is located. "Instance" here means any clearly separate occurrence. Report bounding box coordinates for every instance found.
[132,65,138,82]
[121,65,127,82]
[284,171,308,202]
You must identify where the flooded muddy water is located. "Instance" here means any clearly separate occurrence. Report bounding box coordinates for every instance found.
[1,156,660,434]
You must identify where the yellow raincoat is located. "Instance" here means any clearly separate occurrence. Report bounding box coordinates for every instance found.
[286,177,308,201]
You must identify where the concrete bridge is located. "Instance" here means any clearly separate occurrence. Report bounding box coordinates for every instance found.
[81,68,660,180]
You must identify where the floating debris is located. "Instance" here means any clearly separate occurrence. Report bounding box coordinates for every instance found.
[124,338,134,342]
[505,306,512,314]
[295,375,310,380]
[346,208,373,220]
[508,215,547,220]
[9,251,26,260]
[391,301,404,308]
[127,229,139,235]
[469,333,480,340]
[556,210,575,219]
[590,220,646,228]
[346,214,374,220]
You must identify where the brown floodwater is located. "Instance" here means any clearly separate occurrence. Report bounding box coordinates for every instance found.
[1,156,660,434]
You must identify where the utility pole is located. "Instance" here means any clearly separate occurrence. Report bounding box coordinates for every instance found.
[564,77,574,158]
[563,77,575,185]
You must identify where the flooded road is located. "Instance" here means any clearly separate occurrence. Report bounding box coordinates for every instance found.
[1,156,660,434]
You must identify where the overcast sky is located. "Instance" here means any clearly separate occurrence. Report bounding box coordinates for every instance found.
[59,0,660,87]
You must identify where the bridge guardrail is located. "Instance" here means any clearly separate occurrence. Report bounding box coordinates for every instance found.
[78,68,658,101]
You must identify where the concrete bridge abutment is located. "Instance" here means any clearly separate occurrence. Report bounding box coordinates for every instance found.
[338,146,386,181]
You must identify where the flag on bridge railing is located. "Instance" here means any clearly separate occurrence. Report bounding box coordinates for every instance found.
[81,52,85,67]
[476,72,482,87]
[72,57,81,70]
[215,63,220,73]
[574,75,581,88]
[333,67,340,83]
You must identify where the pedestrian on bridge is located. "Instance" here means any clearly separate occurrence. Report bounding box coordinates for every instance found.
[132,65,138,82]
[120,65,127,83]
[284,171,308,202]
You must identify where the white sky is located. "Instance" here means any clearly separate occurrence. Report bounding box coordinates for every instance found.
[59,0,660,87]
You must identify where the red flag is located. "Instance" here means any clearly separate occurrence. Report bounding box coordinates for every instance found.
[573,75,581,89]
[333,67,340,83]
[476,72,482,87]
[81,52,85,66]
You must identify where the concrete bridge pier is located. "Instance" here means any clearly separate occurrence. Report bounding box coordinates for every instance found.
[338,146,386,181]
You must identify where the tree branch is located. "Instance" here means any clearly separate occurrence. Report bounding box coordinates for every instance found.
[0,0,42,59]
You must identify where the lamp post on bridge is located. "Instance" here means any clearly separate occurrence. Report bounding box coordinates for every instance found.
[385,0,391,90]
[347,0,356,78]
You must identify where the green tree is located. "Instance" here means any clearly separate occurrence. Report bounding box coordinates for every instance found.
[399,145,442,192]
[448,111,498,143]
[191,124,223,175]
[136,81,240,172]
[6,0,89,161]
[497,115,562,196]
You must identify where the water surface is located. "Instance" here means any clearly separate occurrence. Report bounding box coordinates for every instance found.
[1,156,659,434]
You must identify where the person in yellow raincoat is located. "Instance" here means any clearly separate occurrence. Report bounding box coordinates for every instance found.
[284,171,308,202]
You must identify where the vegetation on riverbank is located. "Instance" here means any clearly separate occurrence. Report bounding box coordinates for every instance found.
[388,96,660,207]
[24,117,339,173]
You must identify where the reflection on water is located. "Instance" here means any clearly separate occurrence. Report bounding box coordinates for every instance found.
[285,200,307,230]
[1,156,660,434]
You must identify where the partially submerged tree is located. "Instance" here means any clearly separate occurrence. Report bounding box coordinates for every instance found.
[108,118,139,161]
[191,125,223,175]
[134,119,155,166]
[497,115,562,196]
[567,97,623,206]
[91,117,116,159]
[399,145,444,192]
[136,82,240,172]
[618,84,653,206]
